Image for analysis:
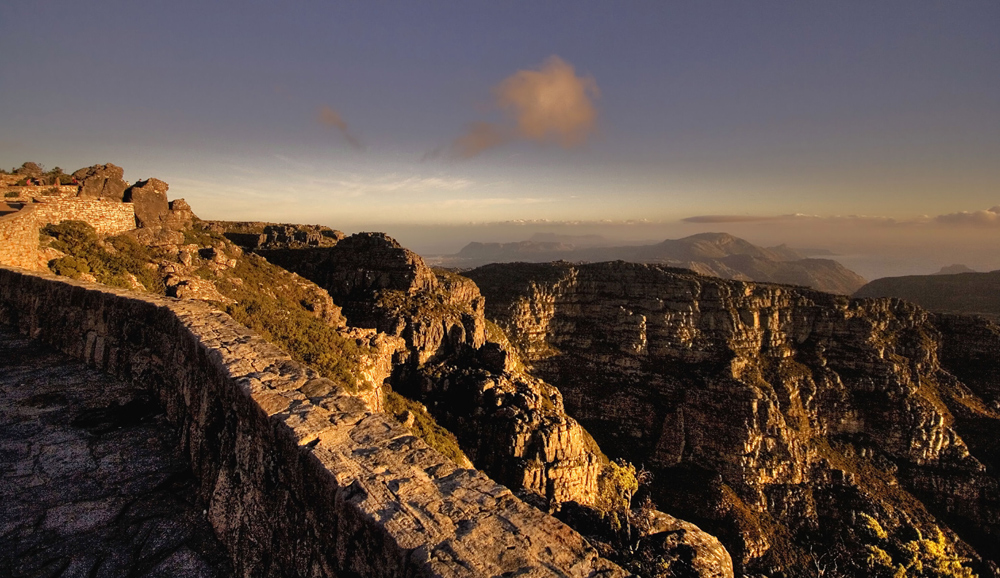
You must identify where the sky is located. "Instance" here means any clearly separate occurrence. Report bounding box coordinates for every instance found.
[1,1,998,278]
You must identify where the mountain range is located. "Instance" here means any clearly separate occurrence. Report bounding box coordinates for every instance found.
[434,232,867,295]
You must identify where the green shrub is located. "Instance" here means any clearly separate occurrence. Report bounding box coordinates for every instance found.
[4,191,18,198]
[49,255,91,278]
[42,221,164,292]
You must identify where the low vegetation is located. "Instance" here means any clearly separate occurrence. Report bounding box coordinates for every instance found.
[41,221,166,293]
[215,253,370,391]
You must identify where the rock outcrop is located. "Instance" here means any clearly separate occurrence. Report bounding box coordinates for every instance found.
[123,178,196,245]
[72,163,128,201]
[467,261,1000,577]
[203,220,344,249]
[124,177,171,227]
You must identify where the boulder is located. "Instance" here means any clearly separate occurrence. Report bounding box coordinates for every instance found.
[164,199,196,230]
[72,163,128,200]
[124,178,170,227]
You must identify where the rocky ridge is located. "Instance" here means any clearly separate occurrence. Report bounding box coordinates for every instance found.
[466,260,1000,577]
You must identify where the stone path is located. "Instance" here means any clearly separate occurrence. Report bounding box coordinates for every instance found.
[0,325,232,578]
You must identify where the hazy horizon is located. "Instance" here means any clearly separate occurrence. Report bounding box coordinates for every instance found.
[2,1,997,281]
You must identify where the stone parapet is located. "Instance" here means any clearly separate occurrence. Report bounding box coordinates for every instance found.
[0,266,622,578]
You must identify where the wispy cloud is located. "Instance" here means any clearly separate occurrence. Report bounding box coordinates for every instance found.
[331,175,475,197]
[439,197,552,209]
[683,207,1000,228]
[318,105,364,151]
[683,213,908,226]
[934,206,1000,227]
[434,56,600,159]
[682,215,786,224]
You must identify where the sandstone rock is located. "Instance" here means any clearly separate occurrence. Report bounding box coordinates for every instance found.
[641,510,734,578]
[165,198,196,230]
[72,163,128,201]
[240,233,610,511]
[124,178,170,227]
[127,226,185,247]
[468,261,1000,576]
[202,220,343,250]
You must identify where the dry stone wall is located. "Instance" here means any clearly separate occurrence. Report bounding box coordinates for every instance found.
[0,199,136,270]
[0,266,623,578]
[1,184,79,200]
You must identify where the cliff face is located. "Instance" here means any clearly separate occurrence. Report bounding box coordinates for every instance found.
[466,261,1000,577]
[239,232,607,509]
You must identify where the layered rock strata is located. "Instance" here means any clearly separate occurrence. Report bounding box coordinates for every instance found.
[467,261,1000,577]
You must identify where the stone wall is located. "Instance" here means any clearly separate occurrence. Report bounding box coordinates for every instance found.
[0,206,44,270]
[0,266,622,578]
[2,185,80,200]
[0,199,136,270]
[30,198,136,234]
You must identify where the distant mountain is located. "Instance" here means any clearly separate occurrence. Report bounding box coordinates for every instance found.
[441,232,866,294]
[526,232,611,247]
[933,264,977,275]
[855,270,1000,318]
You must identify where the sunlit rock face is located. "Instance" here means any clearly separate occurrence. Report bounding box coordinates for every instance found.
[72,163,128,201]
[231,231,607,511]
[467,260,1000,577]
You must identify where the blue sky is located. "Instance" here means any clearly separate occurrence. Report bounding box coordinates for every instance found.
[2,1,998,273]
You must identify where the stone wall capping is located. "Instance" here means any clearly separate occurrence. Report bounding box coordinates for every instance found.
[0,265,623,578]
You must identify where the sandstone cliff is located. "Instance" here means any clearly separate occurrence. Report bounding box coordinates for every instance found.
[236,231,610,509]
[467,261,1000,577]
